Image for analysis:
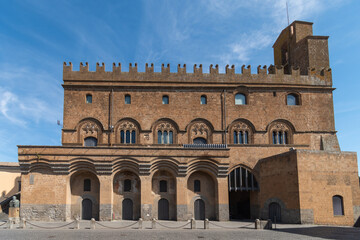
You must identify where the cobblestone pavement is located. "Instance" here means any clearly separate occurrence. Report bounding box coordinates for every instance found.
[0,220,359,240]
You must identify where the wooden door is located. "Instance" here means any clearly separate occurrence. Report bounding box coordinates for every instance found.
[269,202,281,222]
[82,199,92,220]
[158,198,169,220]
[194,199,205,220]
[122,198,133,220]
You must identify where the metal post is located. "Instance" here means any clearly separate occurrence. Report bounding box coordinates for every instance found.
[90,218,96,230]
[138,218,143,229]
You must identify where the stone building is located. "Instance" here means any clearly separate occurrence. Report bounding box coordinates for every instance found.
[18,21,360,226]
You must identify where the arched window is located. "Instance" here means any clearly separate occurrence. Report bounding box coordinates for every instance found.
[200,95,207,105]
[269,121,292,144]
[86,94,92,104]
[84,137,97,147]
[272,130,288,144]
[162,95,169,104]
[231,121,252,144]
[287,93,299,105]
[194,180,201,192]
[118,121,137,144]
[156,121,175,144]
[235,93,246,105]
[332,195,344,216]
[160,180,167,192]
[193,137,207,144]
[84,179,91,191]
[125,94,131,104]
[124,179,131,192]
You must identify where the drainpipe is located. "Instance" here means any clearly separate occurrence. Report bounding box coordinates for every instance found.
[223,90,227,145]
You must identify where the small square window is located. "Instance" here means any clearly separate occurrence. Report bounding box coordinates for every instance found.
[160,180,167,192]
[86,94,92,104]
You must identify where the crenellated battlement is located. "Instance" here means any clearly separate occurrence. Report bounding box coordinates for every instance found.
[63,62,332,87]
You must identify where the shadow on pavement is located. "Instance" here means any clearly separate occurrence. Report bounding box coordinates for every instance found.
[276,226,360,240]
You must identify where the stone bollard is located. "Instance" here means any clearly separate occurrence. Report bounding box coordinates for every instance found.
[255,219,261,229]
[75,218,80,230]
[20,218,26,229]
[138,218,143,229]
[266,219,272,230]
[204,219,209,229]
[152,218,156,229]
[191,218,196,229]
[7,220,11,229]
[90,218,96,230]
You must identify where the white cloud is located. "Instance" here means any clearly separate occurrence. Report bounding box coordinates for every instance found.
[212,0,345,64]
[0,87,59,126]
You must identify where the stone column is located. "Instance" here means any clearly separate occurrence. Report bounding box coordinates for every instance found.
[176,176,188,220]
[217,177,229,221]
[98,175,113,221]
[140,175,153,220]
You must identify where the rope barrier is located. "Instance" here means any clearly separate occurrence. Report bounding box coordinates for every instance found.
[95,221,139,229]
[155,220,191,229]
[209,221,253,229]
[26,221,75,229]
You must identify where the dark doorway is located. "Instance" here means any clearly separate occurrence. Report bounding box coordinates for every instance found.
[158,198,169,220]
[269,202,281,222]
[229,191,250,219]
[194,199,205,220]
[82,199,92,220]
[122,198,133,220]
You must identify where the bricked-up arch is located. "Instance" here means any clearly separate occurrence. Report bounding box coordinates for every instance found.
[114,118,141,144]
[150,158,180,177]
[28,160,54,174]
[151,170,177,220]
[76,118,104,146]
[112,159,140,175]
[267,119,295,144]
[152,119,179,144]
[228,119,255,144]
[228,166,259,220]
[70,171,100,220]
[113,170,141,220]
[187,119,214,144]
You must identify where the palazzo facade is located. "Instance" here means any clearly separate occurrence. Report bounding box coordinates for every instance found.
[18,21,360,226]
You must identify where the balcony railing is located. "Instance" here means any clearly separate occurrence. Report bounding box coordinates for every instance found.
[183,144,228,149]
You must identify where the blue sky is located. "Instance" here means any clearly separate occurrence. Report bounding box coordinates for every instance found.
[0,0,359,174]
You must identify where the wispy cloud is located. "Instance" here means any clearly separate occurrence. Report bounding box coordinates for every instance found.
[208,0,346,64]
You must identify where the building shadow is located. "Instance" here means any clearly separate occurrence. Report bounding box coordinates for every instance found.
[275,226,360,240]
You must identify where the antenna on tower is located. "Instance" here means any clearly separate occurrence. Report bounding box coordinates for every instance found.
[286,1,290,26]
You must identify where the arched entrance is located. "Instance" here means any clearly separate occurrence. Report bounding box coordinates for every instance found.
[228,166,259,220]
[269,202,281,222]
[122,198,133,220]
[70,170,100,221]
[187,171,217,220]
[194,199,205,220]
[113,171,141,220]
[152,170,176,220]
[82,199,92,220]
[158,198,169,220]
